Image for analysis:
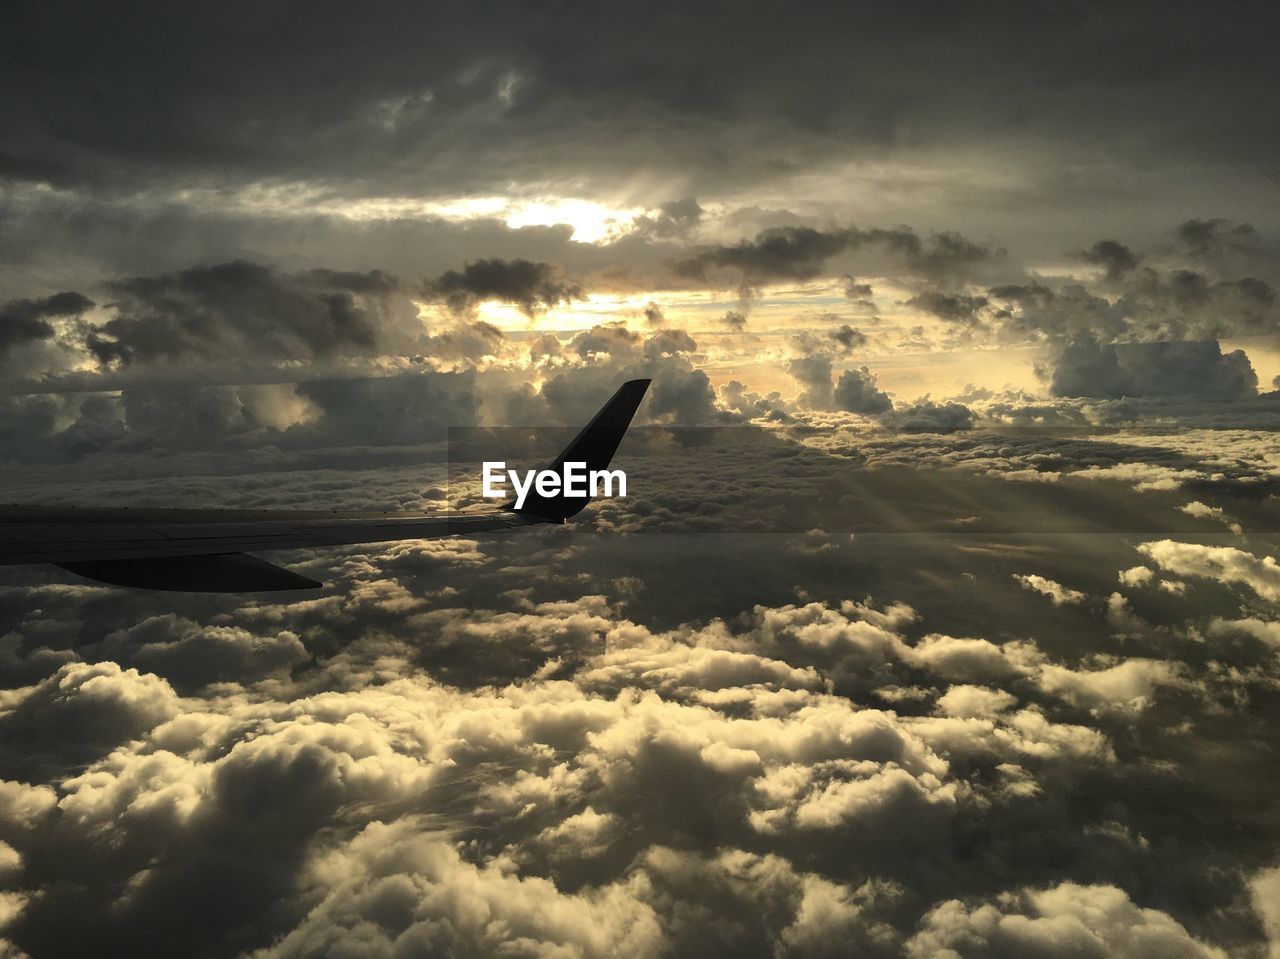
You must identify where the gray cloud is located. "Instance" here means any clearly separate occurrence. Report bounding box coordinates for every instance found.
[882,400,975,433]
[1078,239,1142,282]
[1050,339,1257,400]
[674,225,997,290]
[87,261,403,368]
[424,257,583,317]
[0,290,93,356]
[833,367,892,415]
[905,291,989,326]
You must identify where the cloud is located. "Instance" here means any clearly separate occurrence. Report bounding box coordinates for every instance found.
[1049,339,1257,400]
[882,400,975,433]
[1037,659,1185,717]
[0,291,93,357]
[1013,574,1086,606]
[906,882,1228,959]
[250,819,665,959]
[935,685,1018,719]
[1137,540,1280,601]
[643,328,697,359]
[631,197,704,239]
[1118,566,1154,588]
[0,523,1278,956]
[107,615,310,692]
[833,367,893,415]
[828,324,867,352]
[1175,219,1262,262]
[785,354,835,409]
[674,226,996,293]
[291,370,481,446]
[1248,865,1280,959]
[1078,239,1141,282]
[424,257,583,317]
[906,291,989,326]
[87,261,405,367]
[0,662,180,775]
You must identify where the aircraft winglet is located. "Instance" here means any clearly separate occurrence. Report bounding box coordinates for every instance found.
[509,378,651,522]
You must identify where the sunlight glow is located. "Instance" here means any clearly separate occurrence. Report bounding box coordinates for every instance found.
[504,198,644,243]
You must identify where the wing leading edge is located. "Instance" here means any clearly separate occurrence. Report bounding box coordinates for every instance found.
[0,379,650,591]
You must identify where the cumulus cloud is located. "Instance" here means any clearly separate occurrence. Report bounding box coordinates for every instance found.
[86,261,405,367]
[1014,574,1086,606]
[1137,540,1280,602]
[833,366,893,415]
[251,820,664,959]
[1050,338,1258,400]
[786,354,835,409]
[0,518,1276,956]
[906,882,1227,959]
[1037,658,1185,717]
[882,400,975,433]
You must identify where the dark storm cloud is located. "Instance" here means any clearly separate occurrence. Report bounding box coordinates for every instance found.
[676,227,855,283]
[2,0,1276,214]
[423,257,583,317]
[905,291,989,326]
[674,225,997,290]
[0,291,93,356]
[1077,239,1141,282]
[631,197,704,238]
[1175,218,1263,261]
[986,237,1277,345]
[87,261,401,367]
[986,283,1127,343]
[829,324,867,351]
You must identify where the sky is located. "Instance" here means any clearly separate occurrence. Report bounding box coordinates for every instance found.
[2,1,1280,957]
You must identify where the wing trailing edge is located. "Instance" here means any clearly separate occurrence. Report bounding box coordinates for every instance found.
[57,553,323,592]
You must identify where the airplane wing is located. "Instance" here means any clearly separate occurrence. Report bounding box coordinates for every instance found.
[0,378,651,592]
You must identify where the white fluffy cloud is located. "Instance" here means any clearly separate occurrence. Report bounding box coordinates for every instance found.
[1138,540,1280,601]
[906,882,1228,959]
[1014,575,1087,606]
